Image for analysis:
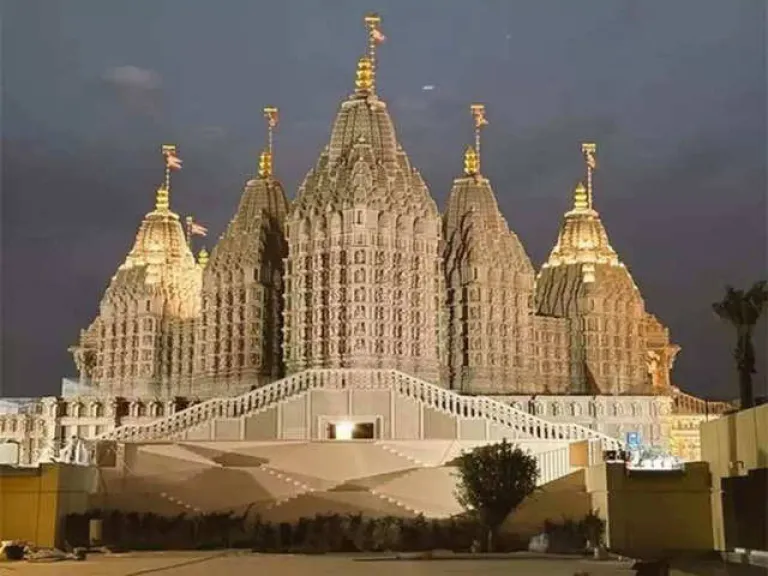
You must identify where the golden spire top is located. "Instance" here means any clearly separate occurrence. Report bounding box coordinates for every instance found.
[355,56,374,95]
[464,146,479,176]
[260,106,278,178]
[363,13,384,93]
[581,142,597,209]
[258,149,273,178]
[573,181,589,211]
[197,247,209,267]
[470,104,488,173]
[155,186,169,211]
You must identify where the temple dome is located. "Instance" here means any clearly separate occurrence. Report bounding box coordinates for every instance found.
[536,181,641,316]
[121,202,192,272]
[444,173,534,276]
[543,182,620,268]
[291,59,438,219]
[105,187,201,319]
[207,161,289,269]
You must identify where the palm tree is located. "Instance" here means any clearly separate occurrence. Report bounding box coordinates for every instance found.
[713,281,768,409]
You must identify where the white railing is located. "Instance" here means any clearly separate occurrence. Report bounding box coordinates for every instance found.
[672,389,733,416]
[535,446,572,486]
[98,369,623,451]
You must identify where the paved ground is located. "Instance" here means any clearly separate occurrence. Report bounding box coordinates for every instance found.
[0,550,758,576]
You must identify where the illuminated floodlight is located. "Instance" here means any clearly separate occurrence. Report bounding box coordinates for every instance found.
[334,421,355,440]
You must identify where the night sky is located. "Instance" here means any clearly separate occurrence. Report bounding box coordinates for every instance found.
[2,0,766,400]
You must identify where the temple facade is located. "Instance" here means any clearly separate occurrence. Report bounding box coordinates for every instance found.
[65,57,680,404]
[1,15,721,474]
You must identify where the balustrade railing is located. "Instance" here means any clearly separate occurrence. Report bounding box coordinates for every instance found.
[535,446,572,485]
[98,369,623,451]
[672,389,733,416]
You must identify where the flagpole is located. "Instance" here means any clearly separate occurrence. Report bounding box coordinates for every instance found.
[364,13,381,93]
[582,142,596,209]
[263,107,278,158]
[161,144,176,191]
[470,104,486,174]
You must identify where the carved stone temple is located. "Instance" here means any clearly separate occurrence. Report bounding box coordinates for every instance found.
[1,16,729,475]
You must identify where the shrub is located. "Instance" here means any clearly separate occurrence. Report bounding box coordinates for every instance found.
[63,509,502,553]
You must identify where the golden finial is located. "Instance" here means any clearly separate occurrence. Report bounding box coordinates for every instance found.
[355,56,374,95]
[364,13,384,93]
[197,247,209,267]
[581,142,597,209]
[470,104,488,173]
[464,146,479,176]
[573,181,588,211]
[155,187,169,211]
[258,149,273,178]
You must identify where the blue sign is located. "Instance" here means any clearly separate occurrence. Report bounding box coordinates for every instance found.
[626,431,641,450]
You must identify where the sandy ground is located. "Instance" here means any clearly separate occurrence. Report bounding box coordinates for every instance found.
[0,550,757,576]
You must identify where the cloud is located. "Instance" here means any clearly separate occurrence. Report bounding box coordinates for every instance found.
[102,65,162,91]
[102,65,163,119]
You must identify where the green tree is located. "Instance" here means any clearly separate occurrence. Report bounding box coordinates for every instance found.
[454,439,539,552]
[713,281,768,410]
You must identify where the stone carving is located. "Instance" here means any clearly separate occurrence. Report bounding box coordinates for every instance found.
[283,79,444,383]
[66,56,680,402]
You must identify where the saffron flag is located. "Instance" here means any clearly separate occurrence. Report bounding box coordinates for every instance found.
[585,151,597,170]
[189,221,208,237]
[372,28,386,43]
[165,151,183,170]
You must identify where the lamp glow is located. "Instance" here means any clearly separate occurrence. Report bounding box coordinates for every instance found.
[335,421,355,440]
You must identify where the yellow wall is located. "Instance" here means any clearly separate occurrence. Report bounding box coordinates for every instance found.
[0,465,60,547]
[587,462,714,556]
[700,403,768,479]
[0,464,94,548]
[502,455,715,554]
[699,403,768,550]
[568,440,589,468]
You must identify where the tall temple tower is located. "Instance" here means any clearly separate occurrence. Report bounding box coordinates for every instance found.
[535,144,651,394]
[283,15,445,381]
[69,147,202,397]
[443,106,537,393]
[194,109,289,396]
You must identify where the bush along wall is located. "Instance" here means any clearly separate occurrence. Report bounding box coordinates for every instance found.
[541,511,606,554]
[63,510,492,553]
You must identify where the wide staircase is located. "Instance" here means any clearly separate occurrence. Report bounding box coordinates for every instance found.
[99,369,623,451]
[90,370,625,517]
